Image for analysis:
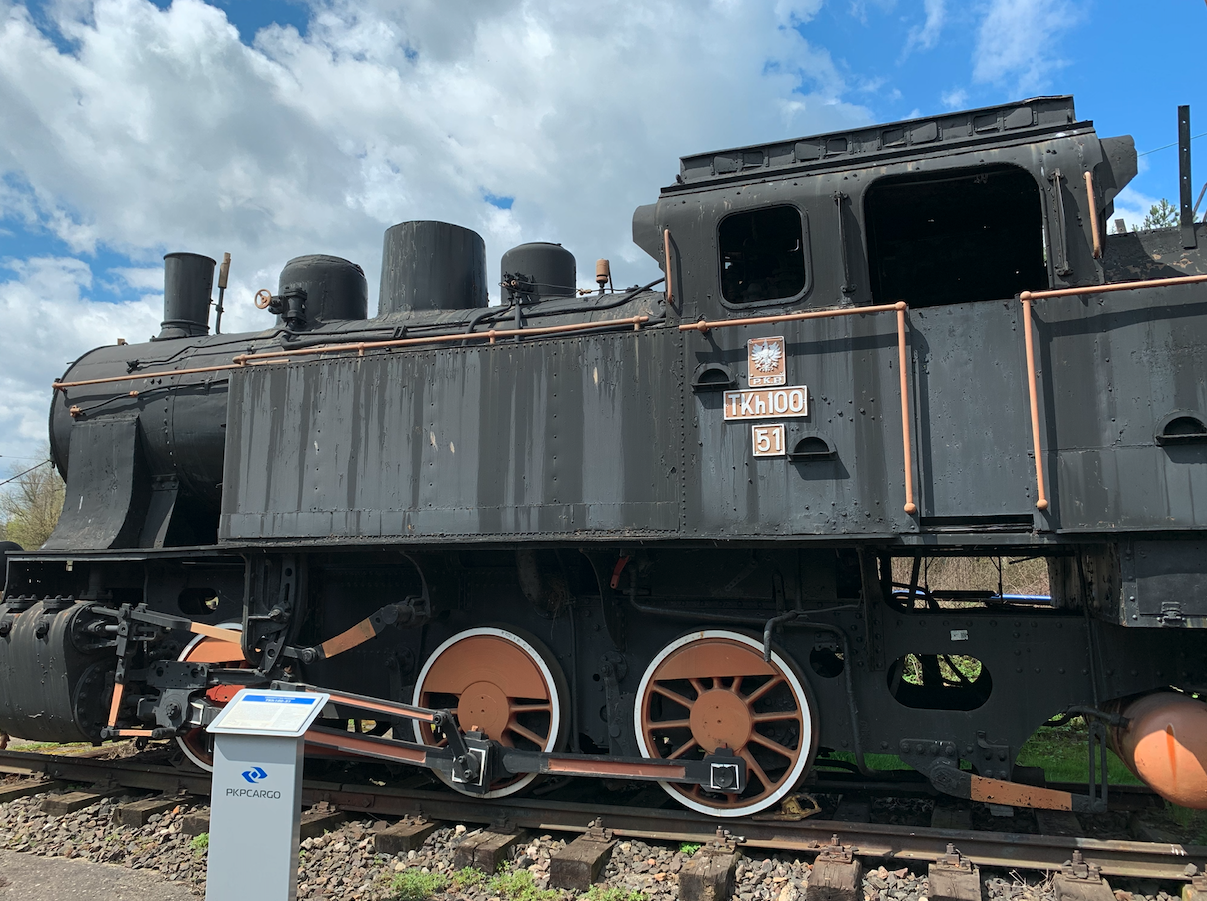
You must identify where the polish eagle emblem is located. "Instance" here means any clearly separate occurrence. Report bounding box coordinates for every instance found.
[751,340,783,373]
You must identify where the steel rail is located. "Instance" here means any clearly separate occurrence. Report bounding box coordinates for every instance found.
[0,749,1199,880]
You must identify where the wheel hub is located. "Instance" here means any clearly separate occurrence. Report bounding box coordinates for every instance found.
[689,689,753,751]
[456,680,511,739]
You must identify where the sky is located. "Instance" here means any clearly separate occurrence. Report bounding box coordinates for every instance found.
[0,0,1204,466]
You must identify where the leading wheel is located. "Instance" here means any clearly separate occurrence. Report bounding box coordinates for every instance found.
[412,626,568,798]
[634,630,817,817]
[175,623,245,771]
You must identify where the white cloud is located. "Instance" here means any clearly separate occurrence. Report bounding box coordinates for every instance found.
[0,256,162,457]
[940,88,967,110]
[1110,185,1161,235]
[971,0,1085,95]
[904,0,945,54]
[0,0,876,460]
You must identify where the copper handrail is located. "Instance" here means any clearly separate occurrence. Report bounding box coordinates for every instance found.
[1084,171,1101,259]
[681,301,917,515]
[1019,272,1207,511]
[896,304,917,515]
[677,301,904,333]
[54,315,651,391]
[1020,293,1049,511]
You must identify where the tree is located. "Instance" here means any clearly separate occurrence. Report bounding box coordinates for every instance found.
[0,452,65,550]
[1140,198,1180,230]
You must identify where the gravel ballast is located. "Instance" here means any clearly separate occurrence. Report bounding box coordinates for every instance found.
[0,785,1193,901]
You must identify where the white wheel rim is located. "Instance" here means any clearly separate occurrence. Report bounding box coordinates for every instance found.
[175,622,242,772]
[633,629,815,817]
[413,626,563,799]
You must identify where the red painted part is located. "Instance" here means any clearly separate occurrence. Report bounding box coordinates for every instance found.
[1111,692,1207,810]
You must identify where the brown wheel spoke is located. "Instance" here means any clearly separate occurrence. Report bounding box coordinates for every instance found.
[729,676,744,695]
[743,676,785,706]
[508,703,553,714]
[752,710,800,723]
[650,718,692,730]
[689,677,710,698]
[651,683,695,708]
[739,748,775,793]
[667,737,699,760]
[749,731,799,760]
[506,721,549,747]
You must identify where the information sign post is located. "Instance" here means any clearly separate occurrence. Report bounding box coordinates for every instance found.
[204,688,329,901]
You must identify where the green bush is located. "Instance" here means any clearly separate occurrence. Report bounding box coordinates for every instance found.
[452,867,487,891]
[391,868,449,901]
[582,887,647,901]
[486,863,559,901]
[678,842,701,855]
[189,832,209,855]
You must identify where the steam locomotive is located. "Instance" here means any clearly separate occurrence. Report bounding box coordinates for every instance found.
[3,94,1206,817]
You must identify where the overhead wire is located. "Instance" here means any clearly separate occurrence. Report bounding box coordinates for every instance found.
[0,459,53,488]
[1137,131,1207,157]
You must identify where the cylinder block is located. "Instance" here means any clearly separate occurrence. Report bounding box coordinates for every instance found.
[0,600,115,743]
[379,221,487,315]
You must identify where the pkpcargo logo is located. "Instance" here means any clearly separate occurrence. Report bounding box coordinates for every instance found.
[241,766,268,784]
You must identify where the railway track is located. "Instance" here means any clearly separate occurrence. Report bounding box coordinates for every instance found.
[0,747,1203,883]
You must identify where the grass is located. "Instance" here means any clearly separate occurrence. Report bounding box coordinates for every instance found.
[486,864,560,901]
[582,888,647,901]
[390,869,448,901]
[1165,806,1207,844]
[678,842,701,855]
[1015,720,1140,786]
[189,833,209,856]
[891,555,1050,598]
[389,864,562,901]
[451,867,487,891]
[817,720,1144,786]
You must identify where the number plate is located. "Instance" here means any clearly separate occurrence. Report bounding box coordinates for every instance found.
[752,424,786,457]
[723,386,808,421]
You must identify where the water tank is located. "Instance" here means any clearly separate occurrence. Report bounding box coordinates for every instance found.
[278,254,368,324]
[379,221,487,315]
[158,252,214,339]
[500,243,576,300]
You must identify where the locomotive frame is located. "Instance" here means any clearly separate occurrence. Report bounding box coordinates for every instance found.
[2,94,1206,817]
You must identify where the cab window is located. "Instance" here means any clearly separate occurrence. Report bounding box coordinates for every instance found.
[864,164,1046,307]
[719,206,806,304]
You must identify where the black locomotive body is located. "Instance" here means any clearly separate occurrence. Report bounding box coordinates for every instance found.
[4,95,1207,816]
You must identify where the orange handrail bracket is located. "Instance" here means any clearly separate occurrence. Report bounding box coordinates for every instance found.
[1019,292,1049,511]
[895,302,917,515]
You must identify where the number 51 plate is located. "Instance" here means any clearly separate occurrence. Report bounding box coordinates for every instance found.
[752,424,786,457]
